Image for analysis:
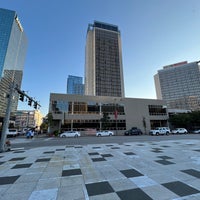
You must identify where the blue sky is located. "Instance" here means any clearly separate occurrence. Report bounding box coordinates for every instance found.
[1,0,200,116]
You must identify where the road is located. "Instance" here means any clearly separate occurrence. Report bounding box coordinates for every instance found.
[10,134,200,150]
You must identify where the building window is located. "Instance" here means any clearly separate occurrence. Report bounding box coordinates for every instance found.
[148,105,167,116]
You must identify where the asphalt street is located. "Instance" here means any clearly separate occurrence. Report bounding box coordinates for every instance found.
[10,134,200,150]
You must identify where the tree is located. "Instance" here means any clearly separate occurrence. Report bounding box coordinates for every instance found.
[169,111,200,130]
[100,112,110,130]
[142,117,147,134]
[40,112,53,132]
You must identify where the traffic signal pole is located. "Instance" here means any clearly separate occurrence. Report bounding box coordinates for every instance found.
[0,83,15,152]
[0,84,41,152]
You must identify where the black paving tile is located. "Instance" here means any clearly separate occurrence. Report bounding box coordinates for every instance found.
[75,146,83,148]
[92,147,101,149]
[155,160,175,165]
[35,158,51,162]
[106,144,113,147]
[162,181,200,197]
[111,147,120,149]
[151,150,163,153]
[0,156,3,158]
[124,152,136,155]
[0,162,5,165]
[86,181,114,196]
[181,169,200,178]
[62,169,82,177]
[9,157,26,161]
[120,169,143,178]
[11,163,32,169]
[43,151,55,154]
[0,175,20,185]
[56,149,65,151]
[91,157,106,162]
[157,156,173,160]
[117,188,153,200]
[88,152,99,156]
[101,154,113,157]
[161,145,170,148]
[194,149,200,152]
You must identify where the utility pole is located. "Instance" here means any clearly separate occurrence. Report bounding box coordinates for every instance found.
[0,83,15,152]
[0,84,41,152]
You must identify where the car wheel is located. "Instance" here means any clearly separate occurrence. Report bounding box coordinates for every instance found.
[62,135,66,138]
[156,132,159,136]
[109,133,112,136]
[74,134,78,138]
[98,134,101,137]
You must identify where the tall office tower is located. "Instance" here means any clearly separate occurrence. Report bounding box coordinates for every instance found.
[85,21,125,97]
[154,61,200,111]
[67,75,84,95]
[0,8,28,119]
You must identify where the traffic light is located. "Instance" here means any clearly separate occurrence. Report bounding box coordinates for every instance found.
[34,102,37,109]
[28,98,32,106]
[19,93,24,101]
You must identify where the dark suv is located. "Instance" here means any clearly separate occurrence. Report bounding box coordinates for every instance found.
[124,128,143,136]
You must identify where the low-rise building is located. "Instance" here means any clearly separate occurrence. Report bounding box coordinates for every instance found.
[49,93,169,134]
[15,110,43,131]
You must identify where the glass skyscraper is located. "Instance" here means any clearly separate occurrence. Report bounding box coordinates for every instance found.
[67,75,84,95]
[0,8,28,119]
[85,21,124,97]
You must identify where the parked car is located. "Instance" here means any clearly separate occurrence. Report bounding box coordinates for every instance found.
[171,128,188,134]
[149,127,170,136]
[192,129,200,134]
[6,129,18,137]
[60,131,80,138]
[96,130,114,137]
[124,128,143,135]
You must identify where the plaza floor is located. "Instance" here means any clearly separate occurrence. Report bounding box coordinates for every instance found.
[0,139,200,200]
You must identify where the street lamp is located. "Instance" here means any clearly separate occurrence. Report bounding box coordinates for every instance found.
[99,102,102,131]
[114,98,118,135]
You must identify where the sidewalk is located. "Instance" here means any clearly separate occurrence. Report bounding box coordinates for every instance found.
[0,139,200,200]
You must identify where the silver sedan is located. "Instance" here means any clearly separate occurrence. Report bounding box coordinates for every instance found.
[96,130,114,137]
[60,131,80,138]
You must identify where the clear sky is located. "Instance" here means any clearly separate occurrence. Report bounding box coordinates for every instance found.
[1,0,200,116]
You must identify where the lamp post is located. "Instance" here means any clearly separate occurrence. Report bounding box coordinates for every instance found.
[114,98,118,135]
[99,103,102,131]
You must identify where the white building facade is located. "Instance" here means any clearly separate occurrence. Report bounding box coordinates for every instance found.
[154,61,200,111]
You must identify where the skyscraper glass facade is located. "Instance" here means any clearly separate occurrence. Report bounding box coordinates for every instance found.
[0,8,27,118]
[67,75,84,95]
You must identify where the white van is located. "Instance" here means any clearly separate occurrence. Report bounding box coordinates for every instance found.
[6,129,18,137]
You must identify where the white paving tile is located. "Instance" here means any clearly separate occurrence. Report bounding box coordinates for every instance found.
[129,175,158,188]
[28,188,58,200]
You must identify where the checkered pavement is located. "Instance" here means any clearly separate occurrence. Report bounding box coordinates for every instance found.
[0,139,200,200]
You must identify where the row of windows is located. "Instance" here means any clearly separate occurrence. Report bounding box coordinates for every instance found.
[95,31,118,39]
[64,119,126,123]
[52,101,125,114]
[52,100,168,117]
[148,105,167,116]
